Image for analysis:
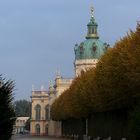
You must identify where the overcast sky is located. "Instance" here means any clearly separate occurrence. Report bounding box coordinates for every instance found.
[0,0,140,100]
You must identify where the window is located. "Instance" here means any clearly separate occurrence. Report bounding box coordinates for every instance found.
[92,28,94,34]
[45,105,49,120]
[46,124,49,135]
[79,43,84,59]
[35,124,40,135]
[35,104,41,121]
[92,43,97,54]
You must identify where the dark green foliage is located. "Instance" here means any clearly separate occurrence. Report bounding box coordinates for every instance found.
[0,75,15,140]
[131,102,140,139]
[62,118,86,140]
[62,111,134,140]
[87,111,133,140]
[14,100,31,117]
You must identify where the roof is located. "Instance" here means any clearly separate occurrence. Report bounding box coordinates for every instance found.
[74,39,108,60]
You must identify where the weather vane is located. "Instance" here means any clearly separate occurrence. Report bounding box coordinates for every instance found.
[90,5,94,18]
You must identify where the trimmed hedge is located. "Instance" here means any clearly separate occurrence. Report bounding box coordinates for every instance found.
[51,23,140,121]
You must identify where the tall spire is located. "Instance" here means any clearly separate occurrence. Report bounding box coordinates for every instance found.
[90,4,94,18]
[86,5,99,39]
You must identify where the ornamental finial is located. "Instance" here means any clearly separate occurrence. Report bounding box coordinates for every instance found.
[49,81,53,87]
[56,68,61,77]
[32,84,35,91]
[90,5,94,18]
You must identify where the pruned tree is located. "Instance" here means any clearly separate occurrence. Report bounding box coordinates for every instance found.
[0,75,15,140]
[51,22,140,123]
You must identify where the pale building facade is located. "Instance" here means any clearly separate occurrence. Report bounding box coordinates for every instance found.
[30,6,109,136]
[14,117,29,134]
[75,59,98,76]
[30,90,49,135]
[30,76,73,136]
[48,75,73,136]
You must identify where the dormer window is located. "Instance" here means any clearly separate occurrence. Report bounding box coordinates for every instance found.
[80,46,84,52]
[92,46,96,52]
[79,43,84,53]
[92,43,97,54]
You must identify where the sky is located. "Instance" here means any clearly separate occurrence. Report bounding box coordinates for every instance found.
[0,0,140,100]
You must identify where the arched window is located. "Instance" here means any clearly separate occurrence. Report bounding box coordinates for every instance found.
[92,28,94,34]
[45,124,49,135]
[35,124,40,135]
[45,105,49,120]
[35,104,41,121]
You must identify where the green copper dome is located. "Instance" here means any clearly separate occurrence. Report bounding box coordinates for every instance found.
[74,39,109,60]
[74,7,109,60]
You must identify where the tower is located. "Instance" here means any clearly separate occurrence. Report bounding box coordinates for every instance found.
[74,6,109,76]
[30,88,49,136]
[30,5,109,137]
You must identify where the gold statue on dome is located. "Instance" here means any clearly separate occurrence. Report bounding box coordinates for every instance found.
[90,5,94,18]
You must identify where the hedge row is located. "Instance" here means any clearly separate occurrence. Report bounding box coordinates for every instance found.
[51,23,140,121]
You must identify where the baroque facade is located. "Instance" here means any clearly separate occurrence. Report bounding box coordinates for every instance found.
[30,6,109,136]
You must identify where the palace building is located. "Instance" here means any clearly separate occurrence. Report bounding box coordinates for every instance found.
[30,6,109,136]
